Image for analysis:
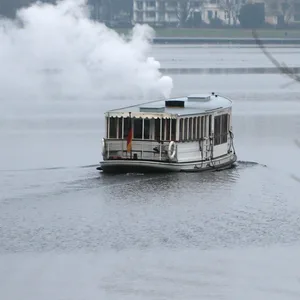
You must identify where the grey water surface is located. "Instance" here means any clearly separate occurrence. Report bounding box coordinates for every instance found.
[1,45,300,300]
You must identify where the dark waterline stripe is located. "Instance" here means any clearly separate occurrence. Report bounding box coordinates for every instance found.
[160,67,300,75]
[152,37,300,45]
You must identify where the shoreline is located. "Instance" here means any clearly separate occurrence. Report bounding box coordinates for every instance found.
[152,37,300,45]
[159,67,300,74]
[115,28,300,44]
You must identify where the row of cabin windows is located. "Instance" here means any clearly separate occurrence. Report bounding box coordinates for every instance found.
[214,114,229,145]
[107,117,176,141]
[107,114,229,144]
[179,115,212,142]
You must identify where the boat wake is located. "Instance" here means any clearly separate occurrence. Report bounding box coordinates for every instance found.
[0,161,266,174]
[0,164,100,173]
[236,160,267,168]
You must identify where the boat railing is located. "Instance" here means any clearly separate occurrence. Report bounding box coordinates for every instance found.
[103,138,172,161]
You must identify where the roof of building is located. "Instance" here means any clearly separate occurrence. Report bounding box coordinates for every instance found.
[106,93,233,118]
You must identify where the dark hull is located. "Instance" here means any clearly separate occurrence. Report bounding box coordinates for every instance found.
[98,154,237,174]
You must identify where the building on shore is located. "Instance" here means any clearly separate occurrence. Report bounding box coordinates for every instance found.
[132,0,300,27]
[132,0,246,27]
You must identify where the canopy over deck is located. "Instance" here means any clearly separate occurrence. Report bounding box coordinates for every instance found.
[105,93,232,119]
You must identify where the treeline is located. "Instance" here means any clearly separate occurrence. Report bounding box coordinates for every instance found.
[238,3,266,29]
[0,1,297,29]
[0,0,55,18]
[0,0,133,19]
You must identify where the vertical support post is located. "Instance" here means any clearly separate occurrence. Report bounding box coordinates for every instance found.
[182,118,185,141]
[187,118,189,140]
[195,116,198,140]
[130,112,133,159]
[116,117,119,139]
[206,115,209,159]
[176,118,180,141]
[107,114,110,139]
[191,117,194,140]
[169,118,172,141]
[159,117,162,160]
[164,118,166,141]
[121,117,124,156]
[142,118,144,159]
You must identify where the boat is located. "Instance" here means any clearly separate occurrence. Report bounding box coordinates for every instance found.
[98,92,237,173]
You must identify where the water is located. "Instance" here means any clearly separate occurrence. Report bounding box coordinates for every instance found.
[1,45,300,300]
[151,44,300,68]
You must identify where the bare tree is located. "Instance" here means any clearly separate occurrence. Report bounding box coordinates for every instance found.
[175,0,207,27]
[264,0,296,26]
[252,30,300,86]
[252,29,300,182]
[218,0,242,26]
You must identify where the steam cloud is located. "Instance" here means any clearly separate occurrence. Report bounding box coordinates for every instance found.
[0,0,173,103]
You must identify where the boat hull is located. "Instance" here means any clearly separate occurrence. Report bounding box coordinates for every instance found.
[99,153,237,174]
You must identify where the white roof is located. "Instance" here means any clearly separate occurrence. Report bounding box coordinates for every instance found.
[106,93,232,119]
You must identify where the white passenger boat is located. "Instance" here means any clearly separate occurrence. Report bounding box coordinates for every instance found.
[98,92,237,173]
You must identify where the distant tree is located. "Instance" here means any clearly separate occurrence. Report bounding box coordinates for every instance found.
[218,0,242,26]
[0,0,26,18]
[88,0,133,23]
[175,0,207,28]
[238,3,265,28]
[0,0,56,19]
[264,0,294,27]
[111,0,133,17]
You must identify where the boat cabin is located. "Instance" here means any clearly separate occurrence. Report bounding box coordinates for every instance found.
[102,93,233,163]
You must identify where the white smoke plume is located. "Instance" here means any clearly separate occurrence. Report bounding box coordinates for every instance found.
[0,0,173,103]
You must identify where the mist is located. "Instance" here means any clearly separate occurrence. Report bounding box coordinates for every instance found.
[0,0,173,106]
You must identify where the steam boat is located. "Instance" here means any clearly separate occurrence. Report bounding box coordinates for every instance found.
[98,92,237,173]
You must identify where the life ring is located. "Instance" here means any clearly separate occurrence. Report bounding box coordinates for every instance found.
[168,141,176,160]
[101,138,106,157]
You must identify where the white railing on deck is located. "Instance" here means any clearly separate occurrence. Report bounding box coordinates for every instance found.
[104,139,171,161]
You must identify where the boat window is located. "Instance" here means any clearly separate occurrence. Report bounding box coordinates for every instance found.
[165,119,171,141]
[214,114,228,145]
[144,119,150,139]
[123,117,130,138]
[134,118,142,139]
[214,116,221,145]
[179,119,183,141]
[106,117,109,138]
[161,119,166,140]
[171,119,176,140]
[118,118,122,139]
[197,116,201,139]
[209,115,212,137]
[193,117,197,140]
[155,119,161,141]
[221,114,228,144]
[201,116,206,138]
[184,118,188,141]
[109,117,117,138]
[189,118,193,141]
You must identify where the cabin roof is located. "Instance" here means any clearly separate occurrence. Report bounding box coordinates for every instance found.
[106,93,232,118]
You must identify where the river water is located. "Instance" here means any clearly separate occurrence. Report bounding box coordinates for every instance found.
[1,45,300,300]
